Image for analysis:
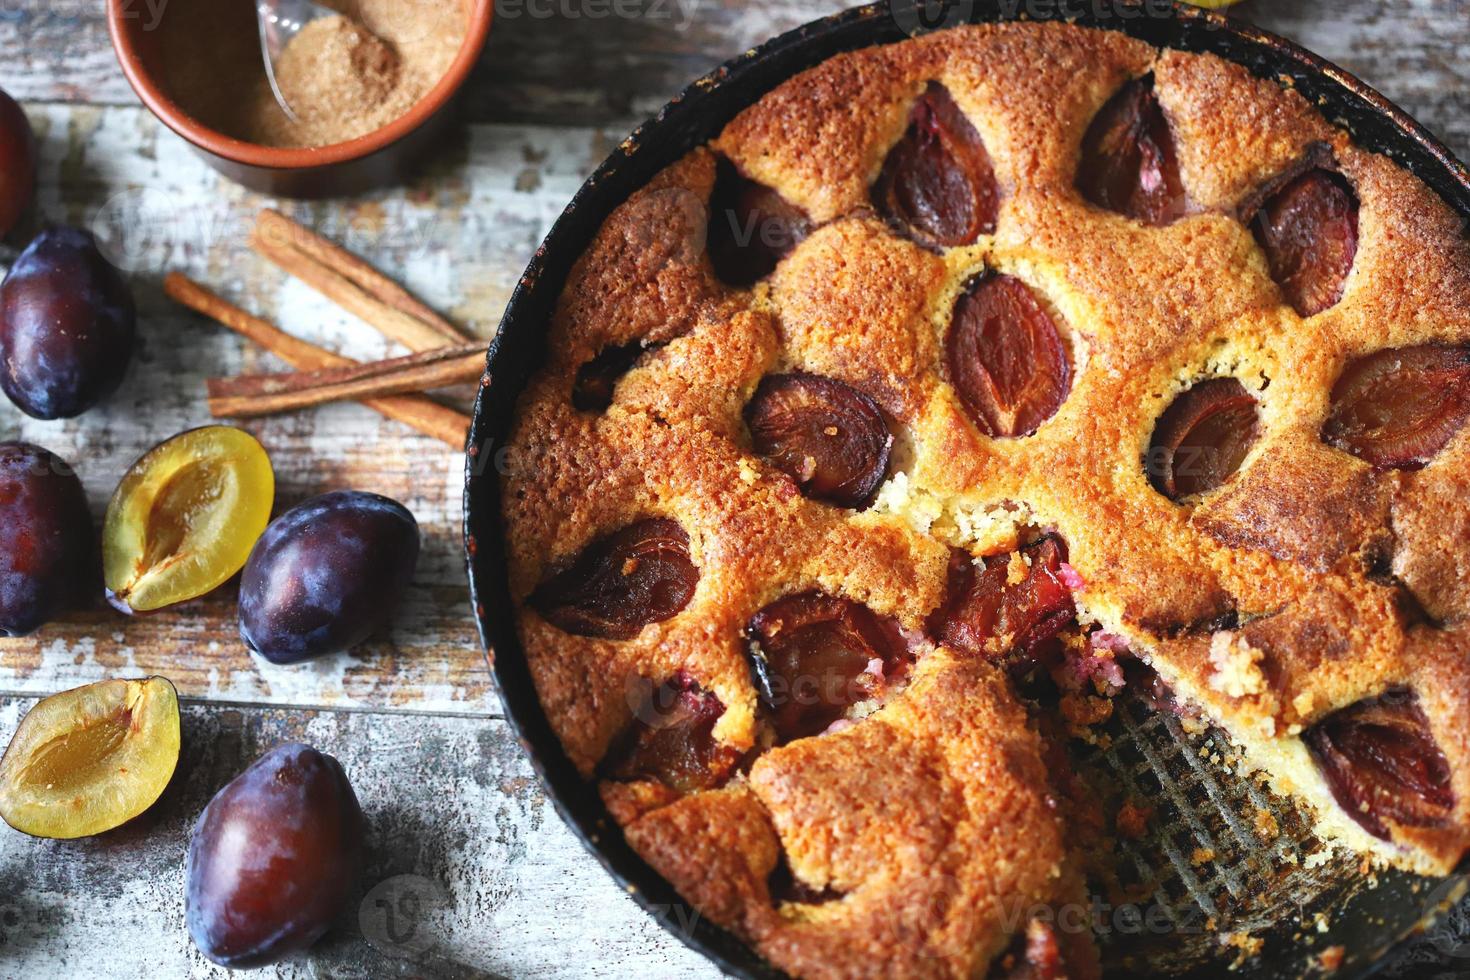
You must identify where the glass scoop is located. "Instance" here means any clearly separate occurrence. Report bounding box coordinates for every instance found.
[254,0,346,121]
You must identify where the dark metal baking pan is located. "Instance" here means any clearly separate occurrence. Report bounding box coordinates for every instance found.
[463,3,1470,977]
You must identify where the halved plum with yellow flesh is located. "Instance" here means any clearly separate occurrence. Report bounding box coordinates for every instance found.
[706,159,811,287]
[529,517,698,639]
[872,82,999,248]
[601,671,741,792]
[1304,690,1453,840]
[102,426,274,614]
[1147,378,1260,500]
[1321,345,1470,469]
[744,373,893,509]
[572,341,665,412]
[1077,76,1187,227]
[946,274,1072,438]
[1251,168,1358,316]
[745,592,908,744]
[0,677,180,838]
[927,537,1076,661]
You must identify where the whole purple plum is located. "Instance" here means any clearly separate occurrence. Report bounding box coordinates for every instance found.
[0,442,93,636]
[185,743,364,967]
[0,227,136,419]
[238,490,420,664]
[0,87,36,238]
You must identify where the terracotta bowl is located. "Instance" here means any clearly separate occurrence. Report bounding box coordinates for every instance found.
[107,0,493,198]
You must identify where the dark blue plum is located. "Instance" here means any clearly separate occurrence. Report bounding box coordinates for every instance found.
[239,490,420,664]
[0,442,93,636]
[186,743,364,967]
[0,227,136,419]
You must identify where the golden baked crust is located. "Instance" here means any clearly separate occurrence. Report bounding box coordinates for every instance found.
[501,19,1470,976]
[625,654,1097,980]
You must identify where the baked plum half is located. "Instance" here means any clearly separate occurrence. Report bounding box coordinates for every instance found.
[745,373,893,509]
[1077,75,1186,227]
[706,159,811,286]
[927,537,1075,662]
[946,274,1072,438]
[745,592,909,744]
[1147,378,1260,500]
[601,671,741,792]
[529,517,698,639]
[572,341,665,412]
[1251,168,1358,316]
[872,82,999,248]
[1321,345,1470,469]
[1304,690,1453,841]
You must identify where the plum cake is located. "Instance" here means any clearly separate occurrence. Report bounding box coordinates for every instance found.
[500,20,1470,979]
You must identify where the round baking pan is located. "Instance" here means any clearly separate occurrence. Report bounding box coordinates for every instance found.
[464,3,1470,977]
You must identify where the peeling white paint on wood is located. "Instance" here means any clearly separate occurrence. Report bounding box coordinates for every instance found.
[0,113,605,713]
[0,0,1466,975]
[0,699,719,978]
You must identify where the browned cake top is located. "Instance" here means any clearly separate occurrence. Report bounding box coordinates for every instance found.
[501,20,1470,978]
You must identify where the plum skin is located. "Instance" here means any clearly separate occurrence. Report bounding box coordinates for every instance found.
[185,743,364,968]
[0,227,137,419]
[239,490,420,664]
[0,442,94,637]
[0,88,36,239]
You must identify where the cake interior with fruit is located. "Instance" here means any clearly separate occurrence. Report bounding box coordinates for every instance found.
[499,21,1470,978]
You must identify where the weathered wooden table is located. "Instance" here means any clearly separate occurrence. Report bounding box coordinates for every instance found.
[0,1,1466,976]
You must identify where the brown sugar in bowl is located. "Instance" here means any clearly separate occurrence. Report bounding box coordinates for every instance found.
[107,0,492,199]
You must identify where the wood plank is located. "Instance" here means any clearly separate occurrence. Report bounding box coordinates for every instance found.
[0,0,832,128]
[0,696,718,977]
[0,8,1466,977]
[1251,0,1470,162]
[0,111,602,713]
[1,1,1464,157]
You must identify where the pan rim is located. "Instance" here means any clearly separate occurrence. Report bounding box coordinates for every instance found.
[463,4,1470,977]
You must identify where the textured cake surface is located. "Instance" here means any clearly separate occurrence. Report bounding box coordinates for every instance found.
[501,20,1470,978]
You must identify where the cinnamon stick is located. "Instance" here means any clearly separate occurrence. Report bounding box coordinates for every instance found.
[164,272,471,448]
[208,343,485,419]
[251,209,468,353]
